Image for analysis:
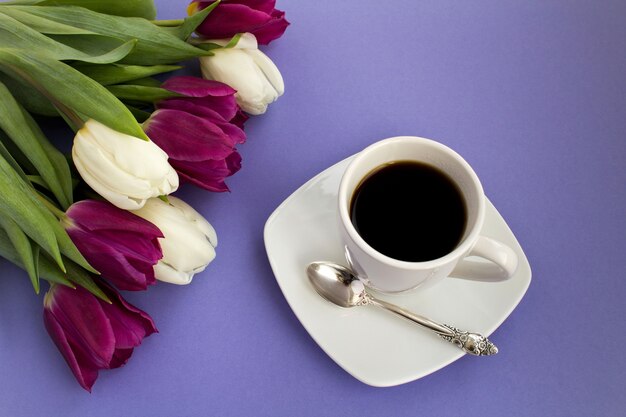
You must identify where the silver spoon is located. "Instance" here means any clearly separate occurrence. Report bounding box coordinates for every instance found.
[306,261,498,356]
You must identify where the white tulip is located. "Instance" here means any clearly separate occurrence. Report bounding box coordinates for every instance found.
[199,33,284,115]
[134,197,217,285]
[72,119,179,210]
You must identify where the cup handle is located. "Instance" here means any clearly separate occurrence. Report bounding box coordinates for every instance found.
[450,236,518,282]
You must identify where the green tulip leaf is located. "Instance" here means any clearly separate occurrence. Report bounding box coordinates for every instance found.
[0,73,57,116]
[0,48,150,140]
[125,104,152,123]
[107,84,180,103]
[0,12,136,64]
[42,0,157,20]
[0,81,72,208]
[18,106,74,205]
[224,33,243,49]
[0,228,110,301]
[8,5,210,65]
[0,150,96,275]
[0,227,73,288]
[26,175,49,189]
[64,260,109,302]
[32,244,40,288]
[52,220,99,274]
[0,135,29,183]
[46,34,138,64]
[0,215,40,293]
[122,77,163,87]
[72,63,180,86]
[0,130,36,173]
[169,1,218,40]
[0,152,64,271]
[0,0,157,19]
[0,6,93,34]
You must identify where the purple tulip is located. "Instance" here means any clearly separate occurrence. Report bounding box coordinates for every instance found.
[160,75,248,131]
[65,200,163,291]
[43,281,157,391]
[144,76,245,192]
[189,0,289,45]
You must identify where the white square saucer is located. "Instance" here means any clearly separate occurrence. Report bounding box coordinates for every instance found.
[264,156,531,387]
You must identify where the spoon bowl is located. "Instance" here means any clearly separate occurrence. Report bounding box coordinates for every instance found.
[306,262,364,307]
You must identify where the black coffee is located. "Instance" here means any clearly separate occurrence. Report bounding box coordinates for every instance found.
[350,161,467,262]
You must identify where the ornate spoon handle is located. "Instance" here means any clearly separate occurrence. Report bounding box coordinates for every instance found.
[364,295,498,356]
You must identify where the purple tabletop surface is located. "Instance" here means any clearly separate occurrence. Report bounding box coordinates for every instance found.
[1,0,625,416]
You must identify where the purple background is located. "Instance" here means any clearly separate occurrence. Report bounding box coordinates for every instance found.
[1,0,625,415]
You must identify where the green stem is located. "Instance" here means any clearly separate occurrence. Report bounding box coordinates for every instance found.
[151,19,185,27]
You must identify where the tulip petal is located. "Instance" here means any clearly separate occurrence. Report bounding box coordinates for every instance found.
[196,4,273,40]
[156,100,246,145]
[43,282,157,391]
[67,229,157,291]
[128,257,157,287]
[162,168,180,195]
[248,49,285,95]
[169,197,218,247]
[213,121,246,145]
[194,0,276,15]
[237,0,277,14]
[174,95,239,121]
[157,98,220,120]
[110,348,134,369]
[200,49,276,115]
[154,261,194,285]
[178,171,227,192]
[66,200,163,237]
[98,282,158,349]
[252,9,290,45]
[154,221,215,272]
[45,285,115,369]
[159,75,242,123]
[162,76,236,98]
[173,152,242,192]
[72,157,141,210]
[72,160,146,210]
[149,77,244,191]
[193,2,287,44]
[73,142,155,200]
[44,309,99,392]
[145,109,235,161]
[74,129,179,205]
[134,198,217,277]
[231,110,249,130]
[86,121,172,181]
[73,121,180,210]
[96,229,163,263]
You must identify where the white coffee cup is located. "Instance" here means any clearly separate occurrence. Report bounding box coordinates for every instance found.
[337,136,518,293]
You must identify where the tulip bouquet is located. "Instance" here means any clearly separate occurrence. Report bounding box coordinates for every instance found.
[0,0,288,391]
